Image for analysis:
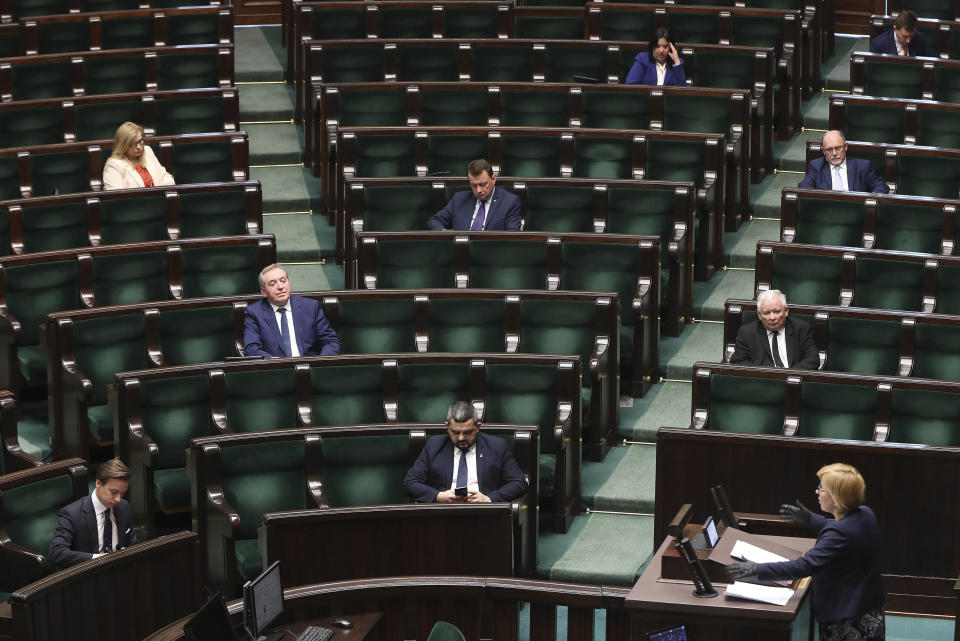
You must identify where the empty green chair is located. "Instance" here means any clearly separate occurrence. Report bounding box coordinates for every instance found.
[667,13,721,44]
[852,256,924,311]
[20,201,88,252]
[156,50,219,90]
[937,263,960,315]
[514,14,584,39]
[444,6,501,38]
[10,0,69,19]
[770,250,842,305]
[500,88,570,128]
[606,185,680,297]
[155,95,228,135]
[0,106,63,148]
[823,316,900,376]
[840,101,905,145]
[427,134,487,177]
[500,134,562,177]
[178,189,250,238]
[99,193,166,244]
[100,15,154,50]
[544,44,607,83]
[863,58,923,99]
[932,65,960,103]
[705,373,786,434]
[427,297,506,353]
[913,322,960,381]
[37,20,90,54]
[84,54,146,95]
[890,388,960,446]
[379,6,433,38]
[915,108,960,150]
[799,380,877,440]
[420,88,489,126]
[0,208,11,256]
[75,99,141,141]
[10,59,72,100]
[319,433,410,506]
[904,0,955,20]
[181,242,261,298]
[395,44,459,82]
[158,305,236,365]
[0,157,19,201]
[896,154,960,200]
[308,7,366,39]
[91,250,169,306]
[580,89,651,130]
[874,201,944,253]
[357,184,436,232]
[792,195,864,247]
[336,298,417,353]
[223,369,298,433]
[687,50,759,93]
[166,12,221,46]
[352,133,417,178]
[370,237,456,288]
[643,138,706,184]
[396,362,471,423]
[309,362,386,425]
[593,8,654,41]
[572,136,632,179]
[171,138,235,184]
[336,88,407,129]
[469,239,548,290]
[523,184,595,232]
[661,93,730,136]
[470,44,533,82]
[316,45,385,83]
[29,150,91,197]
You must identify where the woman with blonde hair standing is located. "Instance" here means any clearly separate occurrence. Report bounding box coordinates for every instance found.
[102,122,175,190]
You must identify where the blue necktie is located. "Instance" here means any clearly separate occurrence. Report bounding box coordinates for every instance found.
[470,200,486,231]
[456,452,468,488]
[278,307,292,357]
[102,508,113,553]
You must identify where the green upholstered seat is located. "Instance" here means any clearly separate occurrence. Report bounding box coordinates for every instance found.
[840,101,905,145]
[0,208,10,256]
[156,95,228,136]
[75,99,141,141]
[336,298,417,353]
[426,620,466,641]
[180,243,260,298]
[643,139,707,186]
[896,155,960,200]
[171,139,235,184]
[37,20,89,54]
[0,29,17,59]
[379,7,433,38]
[915,108,960,150]
[572,136,632,179]
[823,316,900,376]
[863,59,923,99]
[662,93,730,136]
[318,46,385,83]
[2,474,73,557]
[98,193,166,244]
[730,14,784,52]
[91,251,169,305]
[606,186,676,257]
[223,369,298,433]
[523,184,595,232]
[30,150,91,197]
[544,44,606,83]
[904,0,954,20]
[395,44,459,82]
[0,157,19,201]
[309,7,366,39]
[156,51,219,90]
[427,298,506,353]
[560,240,638,329]
[336,89,406,131]
[84,54,146,95]
[10,0,68,19]
[594,8,654,41]
[444,6,501,38]
[852,256,924,311]
[933,65,960,103]
[580,90,651,130]
[373,238,456,288]
[484,362,562,453]
[687,50,759,92]
[470,45,533,82]
[419,88,489,126]
[500,89,569,128]
[469,239,548,290]
[500,134,562,177]
[937,264,960,315]
[20,201,88,252]
[358,184,435,232]
[320,434,410,506]
[11,60,72,100]
[234,539,261,581]
[0,106,63,148]
[427,134,487,177]
[913,323,960,381]
[874,201,944,253]
[158,305,235,365]
[152,468,190,512]
[309,363,386,425]
[515,15,584,39]
[706,373,786,434]
[890,388,960,446]
[72,314,151,441]
[666,13,720,44]
[178,189,249,238]
[770,250,842,305]
[793,195,864,247]
[100,16,154,50]
[396,362,471,423]
[799,380,877,440]
[166,12,220,46]
[353,134,417,178]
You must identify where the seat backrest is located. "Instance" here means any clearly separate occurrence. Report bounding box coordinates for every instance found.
[319,433,411,506]
[852,256,924,311]
[155,50,220,90]
[1,472,78,557]
[484,361,567,453]
[335,297,417,353]
[864,57,923,99]
[572,136,633,179]
[706,373,786,434]
[100,15,154,49]
[793,194,865,247]
[932,65,960,103]
[379,6,433,38]
[30,150,92,197]
[180,242,263,298]
[137,374,214,469]
[420,87,490,126]
[469,43,533,82]
[20,201,88,253]
[369,237,457,288]
[799,380,878,440]
[517,299,599,385]
[427,620,467,641]
[523,184,596,232]
[158,304,236,365]
[309,362,386,425]
[355,183,437,232]
[501,87,570,127]
[99,193,167,244]
[874,200,944,254]
[2,259,80,344]
[72,313,151,405]
[76,99,141,141]
[84,52,147,95]
[896,153,960,200]
[580,88,652,130]
[560,239,649,327]
[643,138,706,185]
[915,107,960,150]
[0,105,63,148]
[223,368,299,433]
[823,316,901,376]
[395,43,460,82]
[499,133,563,177]
[769,248,842,305]
[468,239,548,290]
[840,100,905,145]
[890,387,960,446]
[427,297,507,353]
[11,59,72,100]
[91,249,169,306]
[396,362,472,423]
[913,321,960,381]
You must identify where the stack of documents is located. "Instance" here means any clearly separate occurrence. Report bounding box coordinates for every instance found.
[725,582,795,606]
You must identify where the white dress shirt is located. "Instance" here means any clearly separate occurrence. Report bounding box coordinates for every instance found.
[830,161,848,191]
[767,329,790,367]
[655,62,667,85]
[270,301,301,357]
[91,489,117,557]
[469,187,494,230]
[449,444,479,493]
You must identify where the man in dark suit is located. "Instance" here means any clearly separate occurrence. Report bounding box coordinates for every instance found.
[797,130,889,194]
[243,263,341,358]
[402,401,528,503]
[48,459,138,569]
[730,289,820,369]
[427,159,522,231]
[869,10,937,57]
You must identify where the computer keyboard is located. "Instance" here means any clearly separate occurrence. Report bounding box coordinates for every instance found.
[295,625,335,641]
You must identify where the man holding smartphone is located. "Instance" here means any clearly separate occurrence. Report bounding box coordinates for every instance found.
[402,401,528,503]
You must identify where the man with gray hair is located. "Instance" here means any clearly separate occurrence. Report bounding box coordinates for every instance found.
[402,401,528,503]
[730,289,819,369]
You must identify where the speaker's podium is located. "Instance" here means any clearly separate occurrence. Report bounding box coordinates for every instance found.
[625,521,817,641]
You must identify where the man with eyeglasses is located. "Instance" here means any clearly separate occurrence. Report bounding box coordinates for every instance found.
[797,130,889,194]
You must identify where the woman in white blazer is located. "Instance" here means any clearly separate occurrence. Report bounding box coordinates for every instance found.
[102,122,176,190]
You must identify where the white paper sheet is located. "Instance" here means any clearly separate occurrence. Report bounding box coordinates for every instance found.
[729,539,789,564]
[725,581,795,606]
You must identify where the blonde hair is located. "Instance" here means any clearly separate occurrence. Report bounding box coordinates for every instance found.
[110,122,145,167]
[817,462,865,515]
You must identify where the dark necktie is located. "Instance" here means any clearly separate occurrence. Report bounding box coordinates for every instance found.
[770,330,785,367]
[470,200,486,231]
[278,307,292,357]
[456,451,468,488]
[102,508,113,553]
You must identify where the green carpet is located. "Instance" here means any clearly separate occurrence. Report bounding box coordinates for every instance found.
[286,262,343,292]
[618,381,692,441]
[239,83,295,121]
[234,25,285,82]
[247,123,304,165]
[251,165,323,213]
[691,269,754,321]
[16,401,51,462]
[659,321,724,381]
[725,217,781,268]
[582,443,656,512]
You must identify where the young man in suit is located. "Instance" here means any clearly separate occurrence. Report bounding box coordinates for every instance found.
[797,130,889,194]
[402,401,528,503]
[243,263,341,358]
[48,459,139,569]
[869,10,937,57]
[730,289,820,370]
[427,159,522,231]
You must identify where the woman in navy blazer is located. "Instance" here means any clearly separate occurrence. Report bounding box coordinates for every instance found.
[625,28,686,86]
[729,463,885,641]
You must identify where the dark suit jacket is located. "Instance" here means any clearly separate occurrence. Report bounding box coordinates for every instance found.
[402,432,528,503]
[426,187,522,231]
[869,29,937,57]
[47,495,138,569]
[624,54,686,86]
[730,316,819,369]
[757,506,885,623]
[797,157,889,194]
[243,295,341,358]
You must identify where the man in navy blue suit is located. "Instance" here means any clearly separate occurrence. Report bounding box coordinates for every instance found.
[402,401,528,503]
[869,10,937,57]
[427,159,522,231]
[243,263,341,358]
[48,459,139,569]
[798,130,889,194]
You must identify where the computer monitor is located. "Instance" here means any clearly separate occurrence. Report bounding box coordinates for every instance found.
[646,624,690,641]
[702,516,719,548]
[710,484,739,530]
[243,560,285,641]
[184,592,240,641]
